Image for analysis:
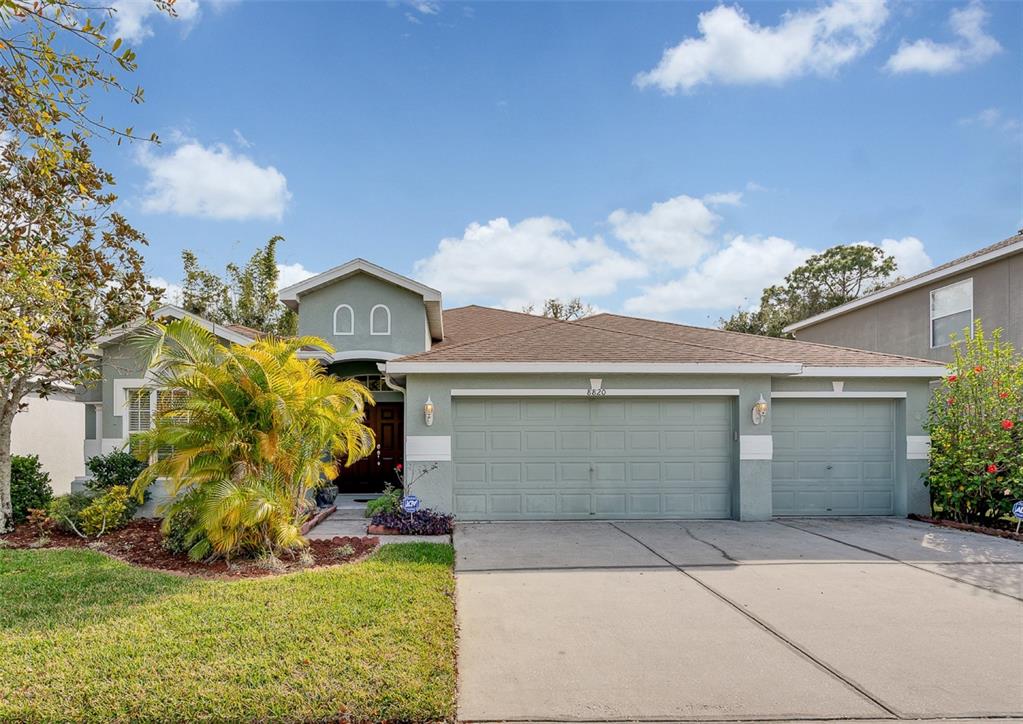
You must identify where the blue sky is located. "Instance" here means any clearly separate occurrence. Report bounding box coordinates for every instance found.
[93,0,1021,326]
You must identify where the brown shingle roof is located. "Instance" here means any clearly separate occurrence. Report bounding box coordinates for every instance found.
[224,323,262,340]
[395,307,943,367]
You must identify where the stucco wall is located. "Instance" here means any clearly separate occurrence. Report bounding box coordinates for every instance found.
[296,273,429,357]
[11,393,86,495]
[793,255,1021,363]
[400,372,935,520]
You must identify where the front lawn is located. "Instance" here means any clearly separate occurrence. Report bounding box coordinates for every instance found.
[0,543,455,722]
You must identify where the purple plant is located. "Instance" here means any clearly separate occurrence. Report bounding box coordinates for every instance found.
[371,508,453,535]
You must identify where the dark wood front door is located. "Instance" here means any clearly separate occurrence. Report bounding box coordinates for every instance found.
[336,402,404,493]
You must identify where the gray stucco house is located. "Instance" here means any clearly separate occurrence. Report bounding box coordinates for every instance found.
[83,258,946,522]
[784,231,1023,362]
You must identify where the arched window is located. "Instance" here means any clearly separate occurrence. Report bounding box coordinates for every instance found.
[370,304,391,335]
[333,304,354,335]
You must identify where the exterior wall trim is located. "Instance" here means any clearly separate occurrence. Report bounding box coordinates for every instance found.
[739,435,773,460]
[332,304,354,335]
[784,237,1023,333]
[797,366,945,378]
[450,388,741,397]
[406,435,451,461]
[907,435,931,460]
[369,304,391,335]
[389,362,803,374]
[771,391,908,399]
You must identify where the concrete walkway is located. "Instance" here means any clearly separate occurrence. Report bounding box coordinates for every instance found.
[455,518,1023,722]
[305,495,450,545]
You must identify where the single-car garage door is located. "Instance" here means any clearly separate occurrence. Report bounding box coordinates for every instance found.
[451,396,734,520]
[772,399,896,516]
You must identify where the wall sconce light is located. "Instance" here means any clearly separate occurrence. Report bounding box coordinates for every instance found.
[752,394,769,425]
[424,396,434,427]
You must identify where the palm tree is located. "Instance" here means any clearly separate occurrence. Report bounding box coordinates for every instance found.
[129,318,375,560]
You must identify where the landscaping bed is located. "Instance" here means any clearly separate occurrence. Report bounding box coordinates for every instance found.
[0,519,378,579]
[0,543,456,722]
[909,514,1023,542]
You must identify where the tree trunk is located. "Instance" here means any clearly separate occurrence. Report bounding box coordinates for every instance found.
[0,378,27,534]
[0,407,16,534]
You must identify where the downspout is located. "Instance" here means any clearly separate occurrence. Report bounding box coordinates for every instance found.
[377,363,406,394]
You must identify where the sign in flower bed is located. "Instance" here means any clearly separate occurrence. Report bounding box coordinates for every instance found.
[926,323,1022,525]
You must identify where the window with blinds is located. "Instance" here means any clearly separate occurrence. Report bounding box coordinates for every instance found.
[155,389,188,461]
[126,388,152,433]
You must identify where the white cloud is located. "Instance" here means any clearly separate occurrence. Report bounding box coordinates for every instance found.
[635,0,888,92]
[608,194,720,267]
[960,107,1022,136]
[413,216,647,310]
[110,0,201,44]
[149,276,184,306]
[137,138,291,221]
[872,236,933,277]
[624,235,815,315]
[886,1,1001,74]
[276,262,317,289]
[702,191,743,207]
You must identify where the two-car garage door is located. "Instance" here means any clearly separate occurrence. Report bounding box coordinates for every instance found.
[450,395,898,520]
[452,396,735,520]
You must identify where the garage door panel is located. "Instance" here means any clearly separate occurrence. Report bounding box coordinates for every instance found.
[452,397,734,519]
[773,400,896,516]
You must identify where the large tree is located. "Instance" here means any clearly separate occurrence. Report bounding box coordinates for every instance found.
[172,236,298,336]
[522,297,595,321]
[720,245,898,338]
[0,0,167,532]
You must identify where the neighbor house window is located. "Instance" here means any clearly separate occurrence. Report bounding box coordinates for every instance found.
[370,304,391,335]
[930,278,973,348]
[333,304,354,335]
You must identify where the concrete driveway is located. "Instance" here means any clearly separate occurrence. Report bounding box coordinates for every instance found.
[455,518,1023,722]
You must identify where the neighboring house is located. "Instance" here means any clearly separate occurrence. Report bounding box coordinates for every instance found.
[784,231,1023,362]
[12,389,85,495]
[82,258,945,521]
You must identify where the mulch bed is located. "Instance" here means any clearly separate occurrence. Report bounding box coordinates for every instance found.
[908,513,1023,542]
[0,519,380,579]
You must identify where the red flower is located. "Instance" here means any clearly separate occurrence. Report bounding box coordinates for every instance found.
[999,392,1010,399]
[395,463,403,472]
[973,365,984,373]
[946,397,955,406]
[1001,420,1014,430]
[947,374,958,383]
[986,463,999,474]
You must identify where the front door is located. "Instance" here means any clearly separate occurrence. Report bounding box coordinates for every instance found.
[336,402,404,493]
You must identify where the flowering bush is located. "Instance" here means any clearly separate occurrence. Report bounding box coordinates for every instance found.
[925,323,1022,523]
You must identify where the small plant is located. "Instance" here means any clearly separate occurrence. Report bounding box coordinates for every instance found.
[365,484,401,517]
[11,455,53,524]
[46,492,93,534]
[334,543,356,558]
[78,486,132,537]
[298,549,316,567]
[161,491,206,556]
[26,508,50,537]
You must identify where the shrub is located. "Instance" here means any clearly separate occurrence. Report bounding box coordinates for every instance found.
[85,450,148,491]
[926,323,1023,523]
[10,455,53,524]
[78,486,132,537]
[47,492,93,534]
[371,508,453,536]
[161,490,207,557]
[365,485,401,518]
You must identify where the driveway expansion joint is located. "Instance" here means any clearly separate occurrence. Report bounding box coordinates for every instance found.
[607,522,904,721]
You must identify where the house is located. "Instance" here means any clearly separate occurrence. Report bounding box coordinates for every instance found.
[83,258,945,521]
[783,231,1023,362]
[12,389,84,495]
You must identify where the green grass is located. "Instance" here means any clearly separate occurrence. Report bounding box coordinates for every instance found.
[0,543,456,723]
